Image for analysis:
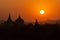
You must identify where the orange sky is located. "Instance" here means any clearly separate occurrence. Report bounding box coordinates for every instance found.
[0,0,60,22]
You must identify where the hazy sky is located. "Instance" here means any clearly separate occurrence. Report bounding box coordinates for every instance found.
[0,0,60,22]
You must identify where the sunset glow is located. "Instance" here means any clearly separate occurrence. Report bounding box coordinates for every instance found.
[0,0,60,22]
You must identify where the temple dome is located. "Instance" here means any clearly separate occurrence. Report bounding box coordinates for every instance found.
[15,16,24,24]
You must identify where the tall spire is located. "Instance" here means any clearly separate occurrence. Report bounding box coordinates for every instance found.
[34,19,39,31]
[35,19,39,26]
[7,13,12,23]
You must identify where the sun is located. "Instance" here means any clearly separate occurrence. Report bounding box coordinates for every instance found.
[40,10,45,14]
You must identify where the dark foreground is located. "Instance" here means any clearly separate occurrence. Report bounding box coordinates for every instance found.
[0,24,60,40]
[0,15,60,40]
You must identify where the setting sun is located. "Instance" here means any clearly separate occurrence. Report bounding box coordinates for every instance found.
[40,10,45,14]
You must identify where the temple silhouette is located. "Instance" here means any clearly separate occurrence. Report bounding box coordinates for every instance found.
[0,14,60,40]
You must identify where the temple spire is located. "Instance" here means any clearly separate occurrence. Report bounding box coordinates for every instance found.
[34,19,39,31]
[35,19,39,26]
[7,13,12,23]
